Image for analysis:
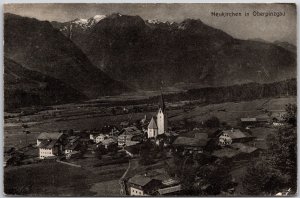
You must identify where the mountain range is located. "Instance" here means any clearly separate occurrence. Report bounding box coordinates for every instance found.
[52,13,296,89]
[4,13,129,110]
[4,57,87,110]
[4,12,297,109]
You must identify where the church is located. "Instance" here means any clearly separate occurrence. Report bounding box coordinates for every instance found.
[147,92,168,138]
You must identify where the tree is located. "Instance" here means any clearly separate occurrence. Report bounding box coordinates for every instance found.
[95,145,107,159]
[242,160,288,195]
[242,103,297,195]
[204,117,220,128]
[139,140,155,165]
[282,104,296,126]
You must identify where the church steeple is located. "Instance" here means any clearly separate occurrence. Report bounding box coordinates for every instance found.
[157,86,167,135]
[159,87,165,112]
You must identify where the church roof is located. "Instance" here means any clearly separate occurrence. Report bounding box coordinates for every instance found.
[37,132,63,140]
[148,117,158,129]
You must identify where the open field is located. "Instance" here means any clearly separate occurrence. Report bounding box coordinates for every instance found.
[4,159,128,196]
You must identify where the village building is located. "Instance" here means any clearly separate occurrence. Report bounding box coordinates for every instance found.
[229,143,260,158]
[218,128,254,146]
[212,147,241,159]
[240,117,269,128]
[172,136,208,154]
[101,137,118,149]
[172,129,211,154]
[118,126,143,147]
[64,136,80,154]
[127,168,182,196]
[37,132,64,159]
[89,125,119,143]
[128,174,162,196]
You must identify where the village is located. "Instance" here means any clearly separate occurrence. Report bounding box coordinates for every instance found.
[4,92,290,196]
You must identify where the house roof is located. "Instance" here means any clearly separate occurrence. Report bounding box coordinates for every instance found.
[128,174,153,187]
[148,117,158,129]
[157,185,182,195]
[37,132,63,140]
[38,139,59,149]
[65,141,80,150]
[230,143,258,153]
[102,137,117,145]
[122,126,143,135]
[173,137,208,147]
[124,140,140,147]
[181,130,209,140]
[222,129,252,139]
[212,148,241,158]
[241,118,257,122]
[146,168,169,181]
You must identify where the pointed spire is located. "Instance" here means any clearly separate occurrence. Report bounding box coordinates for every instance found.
[159,86,165,112]
[148,117,158,129]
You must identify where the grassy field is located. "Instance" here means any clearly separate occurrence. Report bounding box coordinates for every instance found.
[4,159,128,196]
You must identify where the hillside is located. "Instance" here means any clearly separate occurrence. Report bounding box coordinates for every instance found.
[4,57,87,110]
[4,13,130,100]
[53,13,296,89]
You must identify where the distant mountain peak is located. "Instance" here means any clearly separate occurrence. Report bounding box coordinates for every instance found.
[87,15,106,26]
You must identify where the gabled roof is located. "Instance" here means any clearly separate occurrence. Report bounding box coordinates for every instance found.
[101,137,117,145]
[157,185,182,195]
[122,126,142,135]
[241,118,257,122]
[230,143,258,153]
[128,174,153,187]
[212,148,241,158]
[65,141,80,150]
[182,130,209,140]
[38,139,59,149]
[173,137,208,147]
[222,129,252,139]
[37,132,63,140]
[148,117,158,129]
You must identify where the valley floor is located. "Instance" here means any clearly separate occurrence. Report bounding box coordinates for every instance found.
[3,96,296,196]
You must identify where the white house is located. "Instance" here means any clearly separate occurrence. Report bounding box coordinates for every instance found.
[37,132,64,159]
[218,129,253,146]
[95,134,108,144]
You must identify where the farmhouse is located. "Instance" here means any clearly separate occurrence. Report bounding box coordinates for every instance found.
[218,129,254,146]
[127,168,181,196]
[64,136,80,154]
[172,136,208,154]
[118,126,143,147]
[101,137,118,149]
[240,117,269,128]
[37,132,64,159]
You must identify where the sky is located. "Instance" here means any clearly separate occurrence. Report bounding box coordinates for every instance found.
[4,3,297,44]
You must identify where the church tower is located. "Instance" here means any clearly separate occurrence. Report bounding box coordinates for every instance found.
[157,91,167,135]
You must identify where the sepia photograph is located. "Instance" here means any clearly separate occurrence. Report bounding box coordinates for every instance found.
[3,3,297,196]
